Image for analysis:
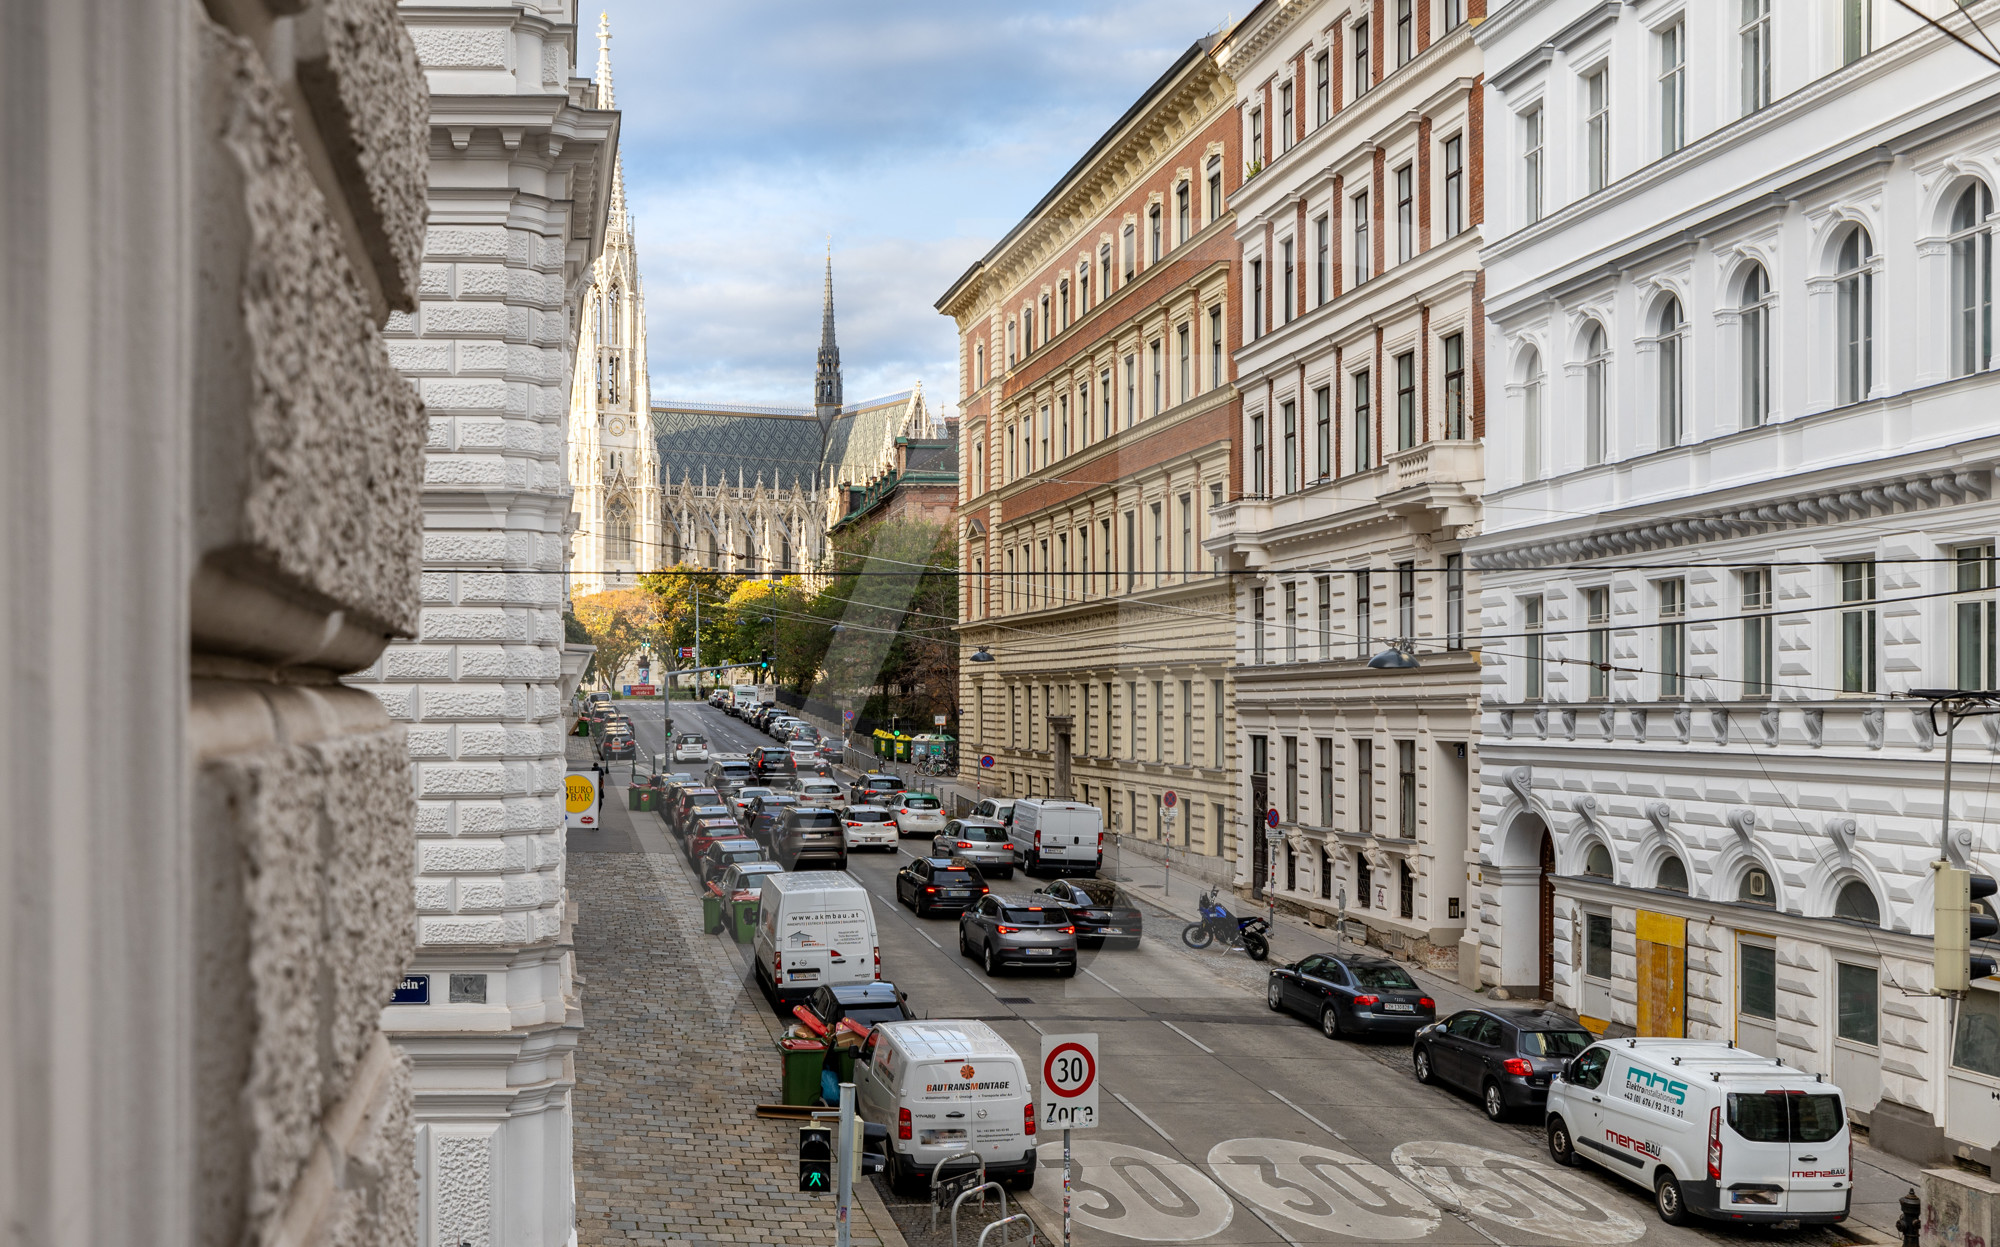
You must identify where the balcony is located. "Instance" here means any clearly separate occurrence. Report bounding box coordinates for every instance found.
[1208,440,1484,568]
[1378,439,1482,534]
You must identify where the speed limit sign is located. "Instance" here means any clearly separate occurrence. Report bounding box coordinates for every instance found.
[1040,1033,1099,1130]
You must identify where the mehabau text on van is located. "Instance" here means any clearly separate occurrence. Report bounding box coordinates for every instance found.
[854,1021,1037,1195]
[754,871,880,1005]
[1546,1038,1850,1227]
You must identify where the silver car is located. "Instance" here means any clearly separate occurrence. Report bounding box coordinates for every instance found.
[959,893,1077,977]
[889,791,947,838]
[794,778,846,809]
[933,819,1014,879]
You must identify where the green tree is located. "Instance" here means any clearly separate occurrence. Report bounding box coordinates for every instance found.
[812,519,958,729]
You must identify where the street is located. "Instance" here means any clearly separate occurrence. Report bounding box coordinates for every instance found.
[579,699,1900,1247]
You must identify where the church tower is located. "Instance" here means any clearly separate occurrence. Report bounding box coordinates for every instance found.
[567,13,658,598]
[813,252,843,461]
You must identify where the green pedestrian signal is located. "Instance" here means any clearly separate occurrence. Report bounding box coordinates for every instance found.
[797,1126,832,1193]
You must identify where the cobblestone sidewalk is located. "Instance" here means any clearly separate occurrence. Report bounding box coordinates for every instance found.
[568,787,904,1246]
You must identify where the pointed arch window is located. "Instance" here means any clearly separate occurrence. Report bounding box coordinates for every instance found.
[1655,297,1685,448]
[606,286,621,346]
[1740,265,1771,428]
[1951,182,1993,377]
[1835,225,1875,404]
[1583,323,1610,465]
[606,499,634,561]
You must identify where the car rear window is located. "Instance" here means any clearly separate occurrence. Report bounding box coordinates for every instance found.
[846,809,891,822]
[694,805,732,817]
[1073,880,1122,905]
[1727,1092,1845,1143]
[934,866,982,883]
[955,826,1007,842]
[681,735,706,744]
[1520,1029,1592,1058]
[904,796,941,809]
[1350,964,1419,990]
[790,811,840,829]
[1002,907,1068,925]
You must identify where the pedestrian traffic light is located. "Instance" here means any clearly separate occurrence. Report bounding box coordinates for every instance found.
[759,651,771,671]
[797,1126,832,1193]
[1933,863,2000,992]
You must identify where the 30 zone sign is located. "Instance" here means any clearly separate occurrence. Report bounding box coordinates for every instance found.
[1039,1033,1099,1130]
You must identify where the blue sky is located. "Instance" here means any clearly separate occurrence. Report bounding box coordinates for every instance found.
[604,1,1229,414]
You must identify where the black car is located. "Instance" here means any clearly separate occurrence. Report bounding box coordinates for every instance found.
[1413,1008,1592,1121]
[597,730,635,760]
[1033,878,1143,945]
[805,982,913,1031]
[894,858,990,917]
[1266,954,1436,1039]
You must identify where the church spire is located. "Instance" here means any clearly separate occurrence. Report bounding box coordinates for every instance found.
[813,246,843,443]
[595,12,615,109]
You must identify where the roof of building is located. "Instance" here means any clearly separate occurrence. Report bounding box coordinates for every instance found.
[652,390,924,494]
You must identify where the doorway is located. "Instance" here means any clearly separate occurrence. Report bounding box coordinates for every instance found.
[1538,832,1555,1000]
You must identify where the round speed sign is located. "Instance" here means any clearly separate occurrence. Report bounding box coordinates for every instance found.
[1039,1032,1100,1130]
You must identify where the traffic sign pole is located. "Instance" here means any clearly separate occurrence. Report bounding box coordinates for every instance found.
[836,1081,854,1247]
[1064,1128,1072,1247]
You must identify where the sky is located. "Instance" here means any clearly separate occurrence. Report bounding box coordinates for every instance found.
[604,0,1232,416]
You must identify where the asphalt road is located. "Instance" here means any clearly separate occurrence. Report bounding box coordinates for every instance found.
[621,698,1886,1247]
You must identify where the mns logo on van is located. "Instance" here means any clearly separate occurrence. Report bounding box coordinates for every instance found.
[1625,1067,1690,1105]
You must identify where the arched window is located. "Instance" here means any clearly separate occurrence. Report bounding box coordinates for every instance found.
[1584,323,1610,465]
[1656,854,1689,893]
[1834,879,1881,926]
[1951,182,1993,377]
[593,294,604,345]
[605,499,633,561]
[1737,865,1775,907]
[606,286,621,347]
[1835,225,1875,404]
[1520,347,1545,481]
[1655,297,1684,448]
[1582,841,1613,878]
[1740,265,1771,428]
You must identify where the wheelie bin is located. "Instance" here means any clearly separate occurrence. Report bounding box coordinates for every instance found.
[731,897,759,943]
[777,1037,826,1105]
[701,892,722,935]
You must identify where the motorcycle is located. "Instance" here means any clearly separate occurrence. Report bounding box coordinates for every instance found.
[1181,887,1271,960]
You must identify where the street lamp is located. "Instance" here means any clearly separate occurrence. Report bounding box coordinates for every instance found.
[970,646,995,663]
[1367,639,1420,669]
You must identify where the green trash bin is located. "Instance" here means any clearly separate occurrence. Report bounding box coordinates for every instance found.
[777,1037,826,1106]
[731,897,759,943]
[629,785,657,812]
[701,893,722,935]
[827,1043,857,1084]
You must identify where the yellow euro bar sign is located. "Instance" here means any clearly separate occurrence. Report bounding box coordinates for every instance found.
[564,772,599,830]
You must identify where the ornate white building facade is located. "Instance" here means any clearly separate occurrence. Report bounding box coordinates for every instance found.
[353,2,618,1241]
[1472,0,2000,1166]
[567,27,659,597]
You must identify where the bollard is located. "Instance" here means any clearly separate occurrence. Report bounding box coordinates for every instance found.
[977,1212,1034,1247]
[949,1180,1007,1247]
[1897,1187,1920,1247]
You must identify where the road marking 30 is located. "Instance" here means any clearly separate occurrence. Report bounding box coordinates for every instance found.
[1206,1137,1440,1241]
[1390,1140,1645,1244]
[1038,1139,1232,1243]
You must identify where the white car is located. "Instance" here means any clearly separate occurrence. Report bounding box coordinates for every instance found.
[840,805,899,851]
[671,733,710,763]
[795,779,846,809]
[888,792,947,838]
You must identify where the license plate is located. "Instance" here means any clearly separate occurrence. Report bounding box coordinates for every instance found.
[1383,1003,1415,1013]
[789,970,819,982]
[920,1129,967,1145]
[1099,928,1124,935]
[1024,948,1053,956]
[944,890,968,897]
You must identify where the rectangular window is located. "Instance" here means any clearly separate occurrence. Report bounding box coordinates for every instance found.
[1355,739,1374,834]
[1318,739,1334,824]
[1314,385,1331,479]
[1209,483,1223,572]
[1743,569,1773,697]
[1150,501,1162,588]
[1283,736,1298,822]
[1251,258,1264,338]
[1315,214,1330,305]
[1180,493,1192,579]
[1353,369,1373,471]
[1957,544,1997,691]
[1586,913,1613,979]
[1280,82,1294,152]
[1124,355,1136,428]
[1395,164,1414,263]
[1397,561,1416,640]
[1586,586,1611,699]
[1741,0,1772,114]
[1284,581,1299,662]
[1282,238,1296,323]
[1660,578,1687,698]
[1397,739,1416,838]
[1659,23,1685,157]
[1177,325,1191,402]
[1444,0,1465,32]
[1838,963,1879,1046]
[1250,108,1265,167]
[1282,399,1297,493]
[1446,555,1464,649]
[1354,20,1371,97]
[1843,0,1871,66]
[1396,0,1414,65]
[1442,136,1464,237]
[1523,106,1545,224]
[1352,192,1372,285]
[1100,244,1111,297]
[1124,512,1136,592]
[1127,681,1138,758]
[1355,570,1372,659]
[1442,333,1465,439]
[1251,411,1267,495]
[1123,225,1135,280]
[1315,52,1331,124]
[1150,341,1163,415]
[1212,678,1225,767]
[1149,205,1162,263]
[1741,943,1777,1019]
[1099,368,1112,439]
[1181,679,1193,765]
[1209,305,1224,390]
[1251,734,1268,776]
[1585,68,1610,193]
[1153,679,1165,763]
[1317,574,1333,660]
[1524,596,1545,699]
[1207,156,1223,221]
[1253,586,1267,665]
[1956,985,2000,1077]
[1395,351,1417,450]
[1177,182,1191,243]
[1841,560,1877,692]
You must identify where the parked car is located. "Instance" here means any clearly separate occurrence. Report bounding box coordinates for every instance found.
[1033,877,1143,945]
[1411,1008,1593,1122]
[687,820,752,865]
[855,1021,1036,1195]
[804,981,913,1031]
[596,730,635,760]
[753,872,879,1006]
[675,801,736,840]
[729,785,775,820]
[705,756,754,793]
[932,819,1013,879]
[664,786,723,833]
[707,691,727,707]
[839,805,899,851]
[888,792,946,838]
[850,773,906,805]
[972,798,1016,826]
[772,807,848,871]
[715,860,785,899]
[671,732,710,763]
[1266,954,1436,1039]
[958,894,1077,977]
[1009,800,1101,876]
[698,837,768,886]
[894,858,989,917]
[794,778,846,809]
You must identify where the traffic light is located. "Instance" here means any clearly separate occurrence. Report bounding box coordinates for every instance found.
[1933,863,2000,992]
[797,1126,832,1193]
[758,651,771,671]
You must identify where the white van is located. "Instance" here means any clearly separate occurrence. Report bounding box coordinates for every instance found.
[753,872,880,1006]
[1009,800,1103,875]
[854,1020,1036,1195]
[1546,1038,1852,1228]
[973,798,1016,826]
[731,684,758,712]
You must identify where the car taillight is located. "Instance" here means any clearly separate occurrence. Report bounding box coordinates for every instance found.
[1024,1101,1036,1137]
[925,886,936,893]
[1418,997,1434,1010]
[1502,1058,1533,1077]
[1353,995,1380,1007]
[998,925,1020,935]
[957,841,975,849]
[899,1108,912,1140]
[874,946,881,979]
[1061,925,1076,934]
[1708,1106,1723,1181]
[774,952,783,977]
